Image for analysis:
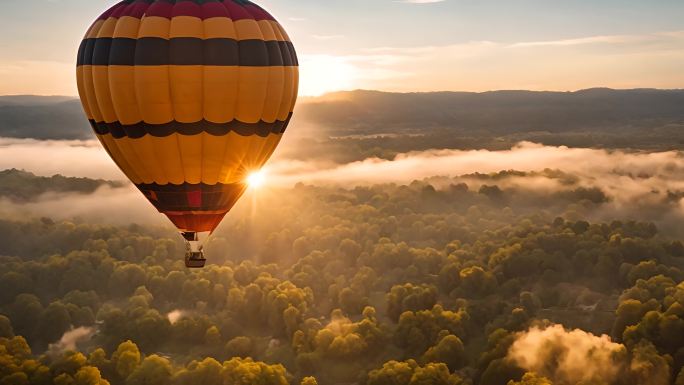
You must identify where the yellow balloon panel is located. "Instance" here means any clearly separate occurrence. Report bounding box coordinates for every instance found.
[97,132,282,185]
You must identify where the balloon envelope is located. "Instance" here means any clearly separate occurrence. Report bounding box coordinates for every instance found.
[76,0,298,233]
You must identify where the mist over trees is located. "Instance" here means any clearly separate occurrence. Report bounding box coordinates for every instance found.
[1,172,684,384]
[0,169,122,202]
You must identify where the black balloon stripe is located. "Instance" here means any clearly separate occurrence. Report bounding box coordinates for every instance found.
[89,114,292,139]
[136,182,245,193]
[77,37,298,67]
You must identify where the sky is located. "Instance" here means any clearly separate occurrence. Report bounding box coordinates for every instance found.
[0,0,683,96]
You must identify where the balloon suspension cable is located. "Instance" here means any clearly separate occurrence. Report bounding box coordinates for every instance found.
[183,232,206,269]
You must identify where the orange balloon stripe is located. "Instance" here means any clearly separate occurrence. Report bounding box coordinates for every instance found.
[95,132,282,186]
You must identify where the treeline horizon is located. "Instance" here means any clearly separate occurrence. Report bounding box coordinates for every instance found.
[2,89,684,162]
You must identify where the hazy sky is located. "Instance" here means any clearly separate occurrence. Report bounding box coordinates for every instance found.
[1,0,683,96]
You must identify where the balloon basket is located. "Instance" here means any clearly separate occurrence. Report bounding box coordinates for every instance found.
[185,252,206,269]
[183,232,207,269]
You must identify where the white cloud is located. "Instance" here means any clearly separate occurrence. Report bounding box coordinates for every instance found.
[397,0,446,3]
[299,30,684,93]
[508,325,669,385]
[266,142,684,200]
[311,34,346,40]
[0,138,124,181]
[511,30,684,48]
[5,139,684,234]
[47,327,95,356]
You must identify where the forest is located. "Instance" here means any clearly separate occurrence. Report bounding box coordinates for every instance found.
[1,170,684,385]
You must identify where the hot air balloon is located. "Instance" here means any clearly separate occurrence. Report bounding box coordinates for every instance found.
[76,0,298,268]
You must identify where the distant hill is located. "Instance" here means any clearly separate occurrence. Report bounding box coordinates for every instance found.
[0,98,91,140]
[0,169,123,202]
[0,95,77,106]
[298,88,684,135]
[290,89,684,161]
[1,89,683,152]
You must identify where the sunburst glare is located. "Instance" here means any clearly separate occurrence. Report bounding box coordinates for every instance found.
[246,170,267,189]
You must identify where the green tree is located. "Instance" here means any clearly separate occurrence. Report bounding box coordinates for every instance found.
[396,305,468,354]
[367,360,461,385]
[410,363,461,385]
[204,326,222,346]
[628,341,671,385]
[367,360,417,385]
[387,284,438,321]
[171,358,223,385]
[50,351,88,378]
[422,335,466,371]
[507,373,554,385]
[1,372,30,385]
[480,359,525,385]
[0,316,14,338]
[300,377,318,385]
[38,302,72,344]
[222,358,289,385]
[0,272,32,305]
[338,287,367,315]
[73,366,110,385]
[225,337,253,358]
[459,266,497,297]
[125,355,172,385]
[111,341,141,380]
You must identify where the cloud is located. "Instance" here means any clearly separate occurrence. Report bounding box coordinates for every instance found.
[0,138,125,181]
[312,34,346,40]
[511,30,684,48]
[6,139,684,234]
[511,34,645,48]
[0,185,162,226]
[507,324,670,385]
[7,138,684,211]
[266,142,684,203]
[167,310,189,324]
[265,142,684,234]
[4,28,682,97]
[508,325,626,384]
[47,327,95,355]
[300,30,684,92]
[397,0,446,3]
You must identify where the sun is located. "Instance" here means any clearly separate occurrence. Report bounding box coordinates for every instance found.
[246,170,266,189]
[299,54,357,96]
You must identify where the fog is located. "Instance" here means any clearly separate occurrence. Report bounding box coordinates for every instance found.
[167,310,189,325]
[3,138,684,233]
[508,324,670,385]
[5,139,684,204]
[0,186,161,226]
[508,325,625,384]
[0,138,125,181]
[268,142,684,199]
[47,327,95,356]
